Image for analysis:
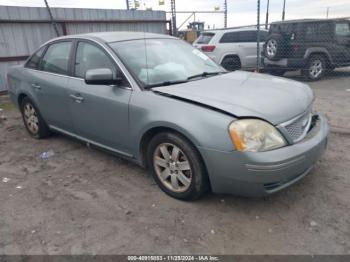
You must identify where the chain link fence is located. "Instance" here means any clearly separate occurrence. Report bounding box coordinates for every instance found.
[194,17,350,81]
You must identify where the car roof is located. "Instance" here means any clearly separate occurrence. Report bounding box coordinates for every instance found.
[201,27,267,34]
[48,31,175,44]
[271,18,350,25]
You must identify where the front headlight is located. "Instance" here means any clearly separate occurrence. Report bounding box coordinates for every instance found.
[228,119,287,152]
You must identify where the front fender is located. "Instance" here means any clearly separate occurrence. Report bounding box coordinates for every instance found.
[129,91,236,160]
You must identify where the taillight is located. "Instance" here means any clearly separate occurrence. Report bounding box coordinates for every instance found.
[201,45,216,52]
[292,43,300,52]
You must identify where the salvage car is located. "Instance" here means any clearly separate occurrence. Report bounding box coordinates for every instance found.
[7,32,329,200]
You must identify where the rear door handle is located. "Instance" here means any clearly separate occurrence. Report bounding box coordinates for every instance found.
[31,83,41,90]
[70,94,84,103]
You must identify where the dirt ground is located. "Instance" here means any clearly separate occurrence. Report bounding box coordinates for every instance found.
[0,69,350,255]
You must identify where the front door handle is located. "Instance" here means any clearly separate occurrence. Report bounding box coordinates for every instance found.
[70,94,84,103]
[31,83,41,90]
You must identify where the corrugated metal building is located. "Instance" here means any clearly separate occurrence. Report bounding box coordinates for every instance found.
[0,5,169,92]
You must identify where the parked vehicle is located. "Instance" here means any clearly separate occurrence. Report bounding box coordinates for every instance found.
[193,27,268,71]
[263,18,350,81]
[7,32,329,200]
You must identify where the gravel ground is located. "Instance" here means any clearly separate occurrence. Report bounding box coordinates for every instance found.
[0,69,349,255]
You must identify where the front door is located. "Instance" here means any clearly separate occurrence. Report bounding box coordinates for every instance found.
[334,22,350,63]
[67,41,132,155]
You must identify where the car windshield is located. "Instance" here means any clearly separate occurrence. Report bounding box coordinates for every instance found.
[109,38,225,88]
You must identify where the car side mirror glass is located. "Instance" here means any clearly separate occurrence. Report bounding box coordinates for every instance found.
[85,68,123,85]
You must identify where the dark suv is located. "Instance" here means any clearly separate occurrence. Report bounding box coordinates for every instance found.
[262,18,350,81]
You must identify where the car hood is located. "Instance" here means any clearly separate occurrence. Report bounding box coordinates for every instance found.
[153,71,313,125]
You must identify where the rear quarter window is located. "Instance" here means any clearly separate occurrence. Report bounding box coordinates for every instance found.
[305,22,333,42]
[196,33,215,44]
[25,46,46,69]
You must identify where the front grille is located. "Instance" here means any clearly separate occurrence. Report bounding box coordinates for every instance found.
[282,110,312,142]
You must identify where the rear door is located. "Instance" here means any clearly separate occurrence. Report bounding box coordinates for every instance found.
[67,40,132,154]
[217,31,240,65]
[236,30,267,68]
[27,41,74,132]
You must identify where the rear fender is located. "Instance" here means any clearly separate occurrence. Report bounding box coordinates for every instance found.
[219,53,241,65]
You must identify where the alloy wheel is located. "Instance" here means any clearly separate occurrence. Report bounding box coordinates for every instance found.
[309,59,323,79]
[153,143,192,193]
[266,39,277,57]
[23,103,39,134]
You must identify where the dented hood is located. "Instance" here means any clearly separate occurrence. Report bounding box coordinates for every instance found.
[153,71,313,125]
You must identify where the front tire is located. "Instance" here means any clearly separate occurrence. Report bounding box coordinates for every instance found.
[302,55,327,81]
[20,97,51,139]
[146,132,209,200]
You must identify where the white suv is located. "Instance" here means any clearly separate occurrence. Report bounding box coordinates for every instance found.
[193,28,268,71]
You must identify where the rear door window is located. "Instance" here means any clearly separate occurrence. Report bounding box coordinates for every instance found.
[196,33,215,44]
[220,31,266,43]
[40,41,72,75]
[238,31,257,42]
[219,32,239,43]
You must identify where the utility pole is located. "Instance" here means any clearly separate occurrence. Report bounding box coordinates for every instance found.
[282,0,286,21]
[326,7,330,18]
[224,0,227,28]
[126,0,129,10]
[43,0,60,36]
[171,0,177,36]
[265,0,269,29]
[257,0,261,72]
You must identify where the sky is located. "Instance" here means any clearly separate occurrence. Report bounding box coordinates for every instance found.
[1,0,349,29]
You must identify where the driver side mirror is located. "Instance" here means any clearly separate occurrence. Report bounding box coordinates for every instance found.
[85,68,123,85]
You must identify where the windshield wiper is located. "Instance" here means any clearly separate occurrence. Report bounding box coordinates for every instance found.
[144,80,188,89]
[187,71,226,80]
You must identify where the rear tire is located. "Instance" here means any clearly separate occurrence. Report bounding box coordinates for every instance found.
[146,132,209,200]
[20,97,51,139]
[302,55,327,81]
[221,56,241,71]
